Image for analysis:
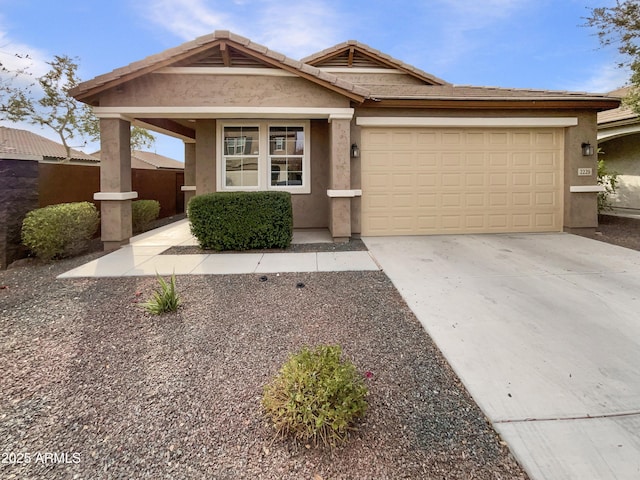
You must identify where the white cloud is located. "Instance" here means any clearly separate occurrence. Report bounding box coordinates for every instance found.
[436,0,532,21]
[255,0,341,58]
[0,19,50,84]
[142,0,235,41]
[566,63,630,93]
[424,0,536,71]
[140,0,343,59]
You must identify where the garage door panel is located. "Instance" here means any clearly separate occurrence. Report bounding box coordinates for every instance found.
[361,127,563,236]
[512,152,533,167]
[465,193,486,208]
[418,193,438,207]
[489,153,509,167]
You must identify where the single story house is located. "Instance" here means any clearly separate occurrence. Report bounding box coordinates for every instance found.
[0,126,99,165]
[597,87,640,212]
[93,149,185,171]
[70,31,619,249]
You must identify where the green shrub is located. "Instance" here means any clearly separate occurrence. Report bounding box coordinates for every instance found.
[142,273,180,314]
[188,191,292,251]
[21,202,99,261]
[132,199,161,233]
[597,158,619,213]
[262,345,368,447]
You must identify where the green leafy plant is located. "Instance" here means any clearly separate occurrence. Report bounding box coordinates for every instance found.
[132,199,161,233]
[188,191,292,251]
[262,345,368,447]
[21,201,99,260]
[597,156,619,213]
[142,273,180,314]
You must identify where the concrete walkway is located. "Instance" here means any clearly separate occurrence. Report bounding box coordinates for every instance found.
[363,233,640,480]
[58,220,379,278]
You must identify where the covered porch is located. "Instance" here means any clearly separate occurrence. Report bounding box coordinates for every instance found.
[69,31,369,251]
[94,109,358,250]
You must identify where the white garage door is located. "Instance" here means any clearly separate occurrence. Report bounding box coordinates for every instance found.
[360,127,564,236]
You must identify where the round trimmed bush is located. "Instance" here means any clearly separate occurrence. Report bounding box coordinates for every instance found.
[132,199,160,233]
[262,345,368,447]
[21,202,99,261]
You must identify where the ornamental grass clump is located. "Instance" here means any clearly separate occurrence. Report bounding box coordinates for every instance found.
[262,345,368,447]
[142,273,180,315]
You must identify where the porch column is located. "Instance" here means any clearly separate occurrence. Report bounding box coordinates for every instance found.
[195,120,216,194]
[328,116,352,241]
[94,118,136,250]
[182,142,196,207]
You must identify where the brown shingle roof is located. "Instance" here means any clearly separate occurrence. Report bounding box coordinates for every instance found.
[597,87,636,125]
[71,30,370,102]
[92,150,184,170]
[301,40,450,86]
[0,126,98,162]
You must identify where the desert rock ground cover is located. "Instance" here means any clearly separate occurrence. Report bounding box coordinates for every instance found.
[0,251,528,479]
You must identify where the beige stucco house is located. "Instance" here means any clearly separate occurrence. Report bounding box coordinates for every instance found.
[70,31,619,249]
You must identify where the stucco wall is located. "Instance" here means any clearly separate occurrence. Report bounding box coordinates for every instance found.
[599,133,640,210]
[99,74,350,108]
[564,111,599,229]
[292,120,330,228]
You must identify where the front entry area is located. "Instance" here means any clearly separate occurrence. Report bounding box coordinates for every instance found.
[360,127,564,236]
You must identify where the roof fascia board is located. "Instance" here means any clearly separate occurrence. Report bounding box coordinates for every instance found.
[361,98,621,110]
[598,123,640,141]
[93,106,355,119]
[356,116,579,128]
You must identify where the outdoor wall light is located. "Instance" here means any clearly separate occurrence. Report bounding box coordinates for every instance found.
[581,142,594,156]
[351,143,360,158]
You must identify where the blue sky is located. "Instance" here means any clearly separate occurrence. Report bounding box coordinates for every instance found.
[0,0,627,161]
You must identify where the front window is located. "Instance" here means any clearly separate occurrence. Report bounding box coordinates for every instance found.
[218,121,310,193]
[223,126,259,188]
[269,126,304,186]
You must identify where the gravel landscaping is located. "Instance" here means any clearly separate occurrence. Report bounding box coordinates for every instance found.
[2,212,640,479]
[574,213,640,252]
[0,250,529,479]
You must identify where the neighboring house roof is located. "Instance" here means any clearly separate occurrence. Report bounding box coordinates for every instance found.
[92,150,184,170]
[0,126,98,162]
[597,87,635,126]
[70,30,370,103]
[301,40,450,86]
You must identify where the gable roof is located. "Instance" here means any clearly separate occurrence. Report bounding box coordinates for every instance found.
[71,31,369,104]
[92,150,184,170]
[0,126,98,162]
[597,87,635,125]
[301,40,450,86]
[72,30,620,114]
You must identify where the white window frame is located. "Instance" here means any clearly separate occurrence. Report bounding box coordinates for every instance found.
[217,120,310,194]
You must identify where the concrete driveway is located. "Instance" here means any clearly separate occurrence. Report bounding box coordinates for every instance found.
[363,233,640,480]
